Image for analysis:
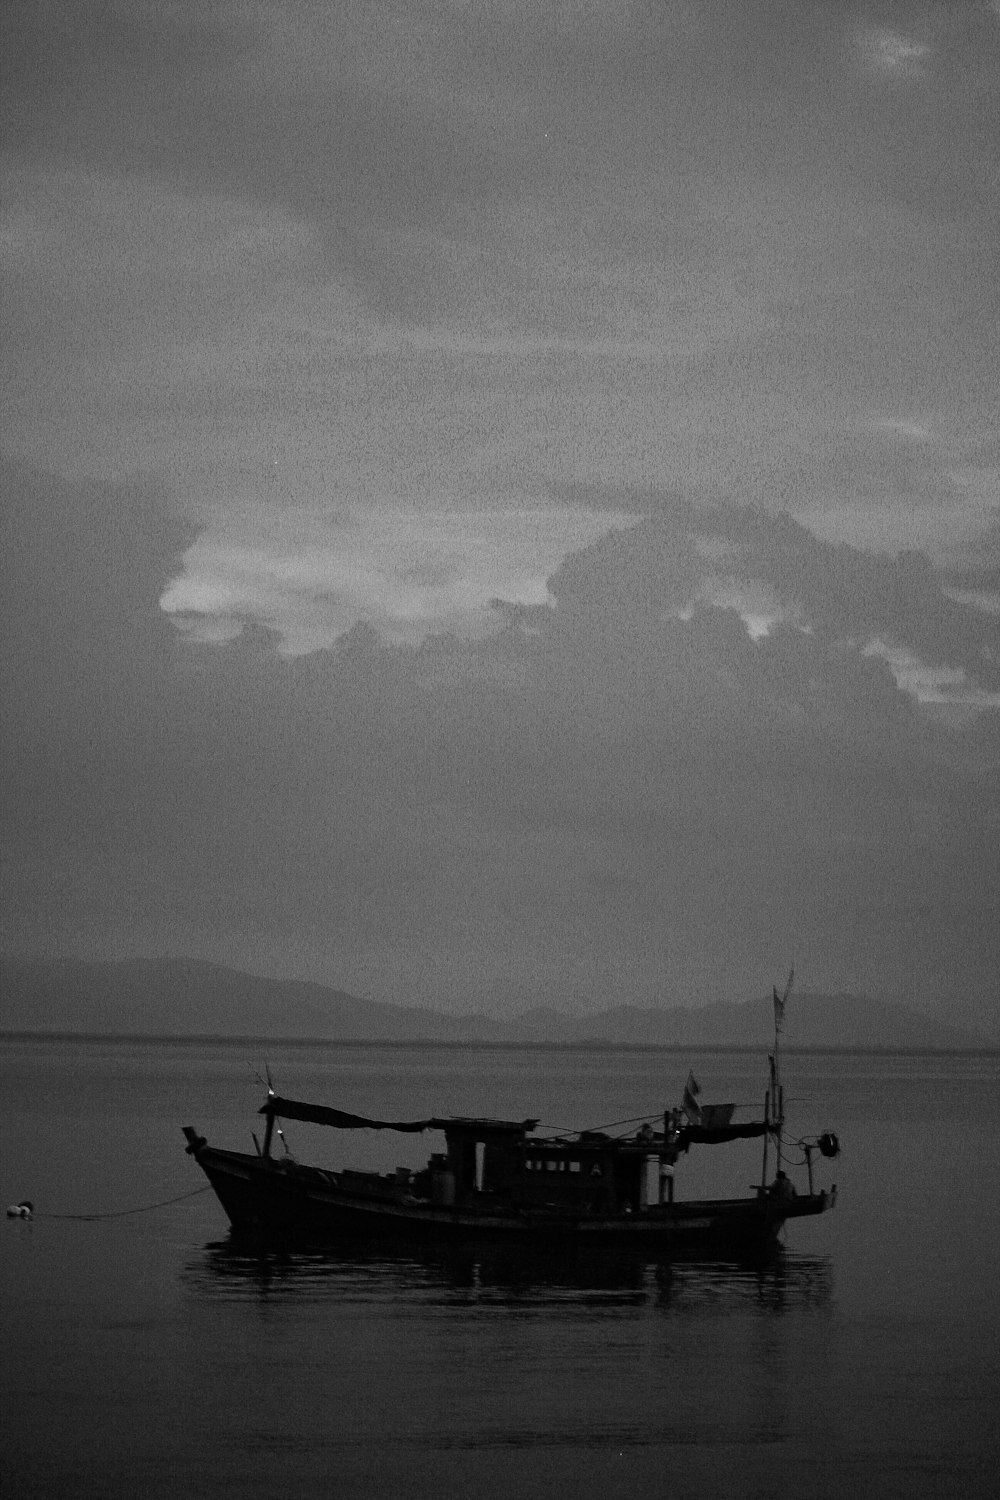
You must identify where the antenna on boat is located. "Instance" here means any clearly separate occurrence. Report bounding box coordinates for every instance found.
[248,1063,278,1157]
[248,1062,276,1097]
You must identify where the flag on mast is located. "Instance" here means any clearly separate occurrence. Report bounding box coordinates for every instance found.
[773,967,794,1034]
[682,1071,702,1124]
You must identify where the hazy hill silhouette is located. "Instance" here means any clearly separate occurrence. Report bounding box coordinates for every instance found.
[523,994,986,1050]
[0,958,504,1041]
[0,957,988,1049]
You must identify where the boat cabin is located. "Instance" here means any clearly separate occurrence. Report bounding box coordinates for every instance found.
[426,1118,668,1216]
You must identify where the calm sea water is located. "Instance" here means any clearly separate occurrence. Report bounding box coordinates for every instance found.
[1,1037,998,1499]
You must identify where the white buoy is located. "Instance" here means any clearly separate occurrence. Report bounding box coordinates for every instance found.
[6,1201,33,1218]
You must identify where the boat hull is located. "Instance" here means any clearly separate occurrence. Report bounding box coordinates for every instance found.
[188,1143,830,1255]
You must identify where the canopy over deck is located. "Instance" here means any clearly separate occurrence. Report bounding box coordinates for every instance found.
[679,1121,768,1145]
[260,1096,766,1147]
[260,1097,538,1137]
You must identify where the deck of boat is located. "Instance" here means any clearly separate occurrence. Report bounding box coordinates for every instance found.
[190,1142,830,1252]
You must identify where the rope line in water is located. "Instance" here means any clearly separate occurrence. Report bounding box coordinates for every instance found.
[34,1186,212,1221]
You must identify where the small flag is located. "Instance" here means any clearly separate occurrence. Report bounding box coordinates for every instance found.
[773,986,785,1033]
[682,1071,702,1124]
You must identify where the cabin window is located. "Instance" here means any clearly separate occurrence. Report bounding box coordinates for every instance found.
[525,1155,584,1174]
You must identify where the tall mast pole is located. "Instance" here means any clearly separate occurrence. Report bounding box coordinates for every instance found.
[774,989,781,1173]
[773,968,793,1173]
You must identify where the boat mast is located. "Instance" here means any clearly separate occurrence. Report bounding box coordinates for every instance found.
[772,968,793,1173]
[260,1065,277,1159]
[760,1078,770,1189]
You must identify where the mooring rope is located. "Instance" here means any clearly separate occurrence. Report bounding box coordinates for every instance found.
[30,1186,212,1221]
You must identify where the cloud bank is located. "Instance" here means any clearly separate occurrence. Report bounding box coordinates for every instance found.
[3,461,997,1035]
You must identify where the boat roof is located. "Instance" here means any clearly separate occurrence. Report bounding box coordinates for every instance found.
[440,1116,541,1137]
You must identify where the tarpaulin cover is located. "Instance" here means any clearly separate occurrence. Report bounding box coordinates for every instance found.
[679,1121,768,1145]
[260,1097,433,1132]
[260,1098,538,1136]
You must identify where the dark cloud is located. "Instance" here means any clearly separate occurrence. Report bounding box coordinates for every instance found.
[941,509,1000,594]
[1,456,194,730]
[689,505,1000,691]
[3,461,995,1027]
[2,1,541,272]
[3,1,997,536]
[0,2,251,166]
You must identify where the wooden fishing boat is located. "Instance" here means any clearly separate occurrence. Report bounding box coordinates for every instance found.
[183,1048,839,1256]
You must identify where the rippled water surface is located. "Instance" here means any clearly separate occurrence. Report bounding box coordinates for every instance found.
[2,1038,998,1498]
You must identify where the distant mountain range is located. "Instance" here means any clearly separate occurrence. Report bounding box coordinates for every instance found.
[0,957,991,1050]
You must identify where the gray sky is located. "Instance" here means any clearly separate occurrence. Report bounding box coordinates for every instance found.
[2,1,998,1027]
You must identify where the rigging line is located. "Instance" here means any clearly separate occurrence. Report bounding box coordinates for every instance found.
[545,1114,661,1141]
[540,1111,662,1140]
[34,1186,213,1221]
[775,1132,810,1166]
[578,1111,662,1135]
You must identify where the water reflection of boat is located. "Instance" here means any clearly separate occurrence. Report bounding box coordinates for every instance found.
[183,1021,839,1258]
[185,1234,833,1309]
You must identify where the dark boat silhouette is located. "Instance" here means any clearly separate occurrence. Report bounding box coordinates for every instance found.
[183,1031,839,1256]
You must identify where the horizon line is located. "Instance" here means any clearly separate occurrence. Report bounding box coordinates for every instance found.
[3,1029,997,1058]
